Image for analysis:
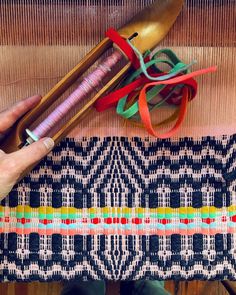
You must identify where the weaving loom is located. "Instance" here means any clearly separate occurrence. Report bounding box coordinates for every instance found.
[0,0,236,281]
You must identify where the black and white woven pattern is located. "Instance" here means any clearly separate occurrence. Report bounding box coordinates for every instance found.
[1,234,236,281]
[3,135,236,209]
[0,134,236,281]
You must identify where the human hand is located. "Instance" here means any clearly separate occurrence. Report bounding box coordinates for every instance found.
[0,95,54,201]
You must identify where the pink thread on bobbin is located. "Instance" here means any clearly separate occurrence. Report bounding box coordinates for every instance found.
[25,50,123,144]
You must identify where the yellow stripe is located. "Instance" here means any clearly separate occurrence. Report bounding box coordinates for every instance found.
[0,205,235,215]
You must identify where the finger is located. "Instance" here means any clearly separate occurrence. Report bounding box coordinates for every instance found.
[0,149,5,157]
[0,153,18,200]
[11,137,54,174]
[0,95,41,133]
[0,183,15,202]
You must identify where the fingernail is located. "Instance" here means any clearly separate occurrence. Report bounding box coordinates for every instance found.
[43,138,55,151]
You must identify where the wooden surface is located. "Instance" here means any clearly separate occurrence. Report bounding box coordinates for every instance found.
[165,281,235,295]
[0,281,236,295]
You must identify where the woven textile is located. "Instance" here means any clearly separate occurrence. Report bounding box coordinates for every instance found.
[0,0,236,282]
[1,135,236,281]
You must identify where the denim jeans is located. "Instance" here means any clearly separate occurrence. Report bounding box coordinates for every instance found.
[61,280,170,295]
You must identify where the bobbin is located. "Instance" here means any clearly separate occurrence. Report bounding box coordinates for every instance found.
[0,0,184,178]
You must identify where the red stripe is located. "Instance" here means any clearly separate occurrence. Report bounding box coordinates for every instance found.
[1,214,233,225]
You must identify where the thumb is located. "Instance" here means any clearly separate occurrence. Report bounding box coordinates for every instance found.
[11,137,55,174]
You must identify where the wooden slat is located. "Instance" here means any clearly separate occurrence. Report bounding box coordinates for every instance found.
[14,283,28,295]
[0,282,64,295]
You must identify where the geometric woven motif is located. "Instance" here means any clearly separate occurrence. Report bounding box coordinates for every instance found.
[1,135,236,281]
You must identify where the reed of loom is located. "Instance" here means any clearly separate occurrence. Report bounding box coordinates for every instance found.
[0,0,184,178]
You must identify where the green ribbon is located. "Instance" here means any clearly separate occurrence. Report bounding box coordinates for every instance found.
[116,43,196,121]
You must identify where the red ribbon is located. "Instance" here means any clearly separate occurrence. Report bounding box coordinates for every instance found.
[95,28,217,138]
